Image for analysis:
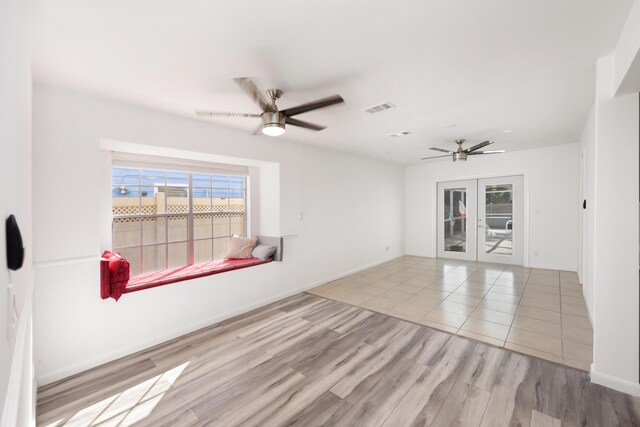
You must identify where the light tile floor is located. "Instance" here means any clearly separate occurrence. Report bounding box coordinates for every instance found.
[308,255,593,370]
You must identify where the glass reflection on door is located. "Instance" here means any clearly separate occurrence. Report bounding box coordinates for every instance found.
[443,187,468,252]
[484,184,513,255]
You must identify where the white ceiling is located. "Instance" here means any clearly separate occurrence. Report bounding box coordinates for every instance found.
[32,0,633,164]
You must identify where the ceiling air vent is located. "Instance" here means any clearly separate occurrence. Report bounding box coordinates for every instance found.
[389,130,412,137]
[364,101,395,114]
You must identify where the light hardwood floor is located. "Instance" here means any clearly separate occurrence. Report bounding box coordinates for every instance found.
[37,293,639,427]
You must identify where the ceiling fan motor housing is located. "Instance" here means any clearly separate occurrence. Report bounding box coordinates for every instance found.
[262,111,286,127]
[453,151,467,162]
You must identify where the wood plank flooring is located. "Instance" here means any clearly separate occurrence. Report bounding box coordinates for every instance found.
[37,293,640,427]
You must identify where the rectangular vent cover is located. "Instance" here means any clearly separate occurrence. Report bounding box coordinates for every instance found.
[389,130,412,137]
[364,102,395,114]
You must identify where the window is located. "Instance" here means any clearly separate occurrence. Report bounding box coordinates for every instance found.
[111,166,247,275]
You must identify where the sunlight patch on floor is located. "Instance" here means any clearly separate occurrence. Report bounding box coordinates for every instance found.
[44,361,190,427]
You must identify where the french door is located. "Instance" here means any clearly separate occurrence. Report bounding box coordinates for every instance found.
[437,175,524,265]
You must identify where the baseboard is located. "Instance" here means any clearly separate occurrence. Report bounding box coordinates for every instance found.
[528,262,577,272]
[404,251,433,258]
[591,366,640,397]
[37,252,405,385]
[300,252,405,290]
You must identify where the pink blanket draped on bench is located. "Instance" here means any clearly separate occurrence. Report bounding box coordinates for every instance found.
[100,258,272,301]
[123,257,272,294]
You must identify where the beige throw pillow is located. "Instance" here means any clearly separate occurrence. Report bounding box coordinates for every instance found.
[225,236,258,259]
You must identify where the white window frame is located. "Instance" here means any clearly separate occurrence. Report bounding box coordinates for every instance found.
[109,153,250,275]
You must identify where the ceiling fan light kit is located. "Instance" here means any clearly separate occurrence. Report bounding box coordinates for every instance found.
[196,77,344,137]
[261,111,286,136]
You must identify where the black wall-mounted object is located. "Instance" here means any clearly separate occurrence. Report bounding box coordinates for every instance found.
[583,199,587,209]
[6,215,25,271]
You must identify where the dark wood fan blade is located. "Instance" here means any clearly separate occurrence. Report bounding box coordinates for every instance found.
[233,77,269,112]
[280,95,344,117]
[421,154,452,160]
[465,140,494,153]
[468,150,505,155]
[430,147,454,153]
[285,116,326,131]
[195,111,261,118]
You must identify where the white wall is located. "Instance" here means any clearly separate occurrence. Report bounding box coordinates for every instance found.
[588,54,640,395]
[0,0,35,425]
[614,0,640,95]
[405,143,580,271]
[32,82,405,384]
[578,106,596,319]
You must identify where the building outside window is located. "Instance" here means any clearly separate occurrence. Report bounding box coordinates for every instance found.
[111,166,246,275]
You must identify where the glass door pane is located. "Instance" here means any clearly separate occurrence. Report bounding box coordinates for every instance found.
[477,175,524,265]
[443,187,468,253]
[437,179,477,261]
[484,184,513,256]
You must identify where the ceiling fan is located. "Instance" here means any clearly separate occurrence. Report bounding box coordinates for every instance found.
[195,77,345,136]
[421,139,505,162]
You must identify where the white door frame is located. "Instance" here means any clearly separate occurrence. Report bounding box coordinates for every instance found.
[432,171,530,267]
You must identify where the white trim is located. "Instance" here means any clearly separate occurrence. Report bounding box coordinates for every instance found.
[591,366,640,397]
[1,276,34,427]
[111,152,249,176]
[35,255,98,269]
[37,252,405,385]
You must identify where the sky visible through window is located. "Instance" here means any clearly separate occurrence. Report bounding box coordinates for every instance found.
[112,168,245,198]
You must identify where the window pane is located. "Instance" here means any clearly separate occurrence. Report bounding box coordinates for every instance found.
[194,238,213,264]
[166,171,188,186]
[213,237,229,260]
[229,192,245,213]
[142,217,166,245]
[168,242,188,268]
[115,246,141,275]
[140,170,165,187]
[167,215,188,242]
[113,218,141,248]
[192,174,211,188]
[112,168,140,186]
[112,186,141,215]
[229,176,244,190]
[165,186,189,214]
[142,244,164,273]
[212,175,229,189]
[213,213,230,238]
[140,186,158,216]
[194,213,212,239]
[443,187,467,253]
[230,213,245,236]
[193,192,212,213]
[213,194,229,213]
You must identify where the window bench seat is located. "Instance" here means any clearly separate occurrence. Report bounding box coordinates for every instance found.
[124,257,272,294]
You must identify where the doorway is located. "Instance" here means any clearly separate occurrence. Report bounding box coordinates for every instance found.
[437,175,524,265]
